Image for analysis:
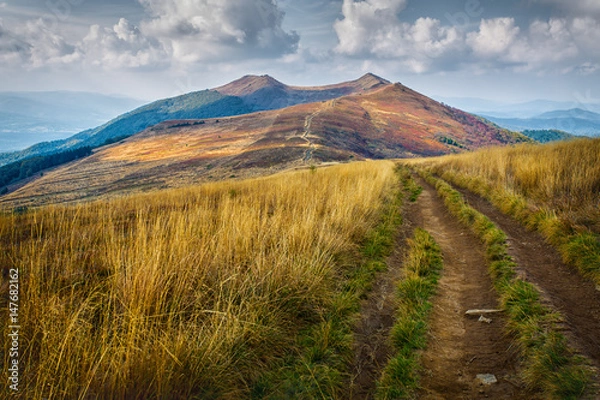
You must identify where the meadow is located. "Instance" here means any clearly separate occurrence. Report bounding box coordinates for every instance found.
[2,137,600,399]
[0,161,398,398]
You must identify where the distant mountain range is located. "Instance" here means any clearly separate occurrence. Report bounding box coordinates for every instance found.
[0,73,530,207]
[434,96,600,136]
[0,92,144,152]
[435,97,600,119]
[481,108,600,137]
[0,74,390,167]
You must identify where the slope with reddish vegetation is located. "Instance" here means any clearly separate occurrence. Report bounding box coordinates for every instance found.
[1,81,529,208]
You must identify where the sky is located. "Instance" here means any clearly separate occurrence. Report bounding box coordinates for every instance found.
[1,0,600,105]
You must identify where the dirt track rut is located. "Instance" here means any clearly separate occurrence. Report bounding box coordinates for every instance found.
[410,178,528,399]
[350,199,412,399]
[350,177,533,399]
[456,184,600,370]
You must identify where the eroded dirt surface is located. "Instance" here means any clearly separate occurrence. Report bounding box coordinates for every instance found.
[411,178,530,399]
[456,184,600,371]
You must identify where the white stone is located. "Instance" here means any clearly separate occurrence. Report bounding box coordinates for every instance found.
[476,374,498,385]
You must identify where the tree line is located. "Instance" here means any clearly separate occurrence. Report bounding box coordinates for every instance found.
[0,147,92,193]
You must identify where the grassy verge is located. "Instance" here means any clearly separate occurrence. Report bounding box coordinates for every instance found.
[432,168,600,287]
[415,168,595,399]
[376,228,443,399]
[254,165,406,398]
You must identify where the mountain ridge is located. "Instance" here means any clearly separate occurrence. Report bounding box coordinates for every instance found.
[0,73,391,167]
[0,78,530,208]
[483,108,600,137]
[537,108,600,122]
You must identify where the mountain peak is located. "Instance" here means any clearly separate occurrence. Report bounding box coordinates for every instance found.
[343,73,391,92]
[358,72,388,82]
[214,74,286,96]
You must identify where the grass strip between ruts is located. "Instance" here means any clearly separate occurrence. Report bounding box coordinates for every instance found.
[376,227,443,399]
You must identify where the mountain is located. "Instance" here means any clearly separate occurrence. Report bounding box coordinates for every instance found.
[0,74,390,168]
[435,97,600,119]
[537,108,600,122]
[0,80,530,208]
[483,108,600,137]
[0,91,145,152]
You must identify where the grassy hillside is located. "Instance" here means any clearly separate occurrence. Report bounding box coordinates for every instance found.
[1,84,531,208]
[0,90,249,168]
[0,74,390,168]
[0,161,398,398]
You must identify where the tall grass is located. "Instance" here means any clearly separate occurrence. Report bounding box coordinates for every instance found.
[0,161,397,399]
[416,139,600,225]
[408,139,600,285]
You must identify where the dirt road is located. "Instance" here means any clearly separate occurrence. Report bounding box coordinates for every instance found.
[457,185,600,371]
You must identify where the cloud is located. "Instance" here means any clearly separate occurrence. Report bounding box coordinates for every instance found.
[518,18,579,66]
[467,17,600,72]
[0,21,29,65]
[334,0,464,73]
[334,0,408,56]
[570,17,600,57]
[466,18,520,58]
[0,0,299,71]
[573,62,600,75]
[0,19,79,68]
[138,0,299,62]
[334,0,600,76]
[80,18,169,69]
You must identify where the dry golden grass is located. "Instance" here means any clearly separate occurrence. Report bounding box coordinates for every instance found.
[409,138,600,233]
[407,138,600,285]
[0,160,397,399]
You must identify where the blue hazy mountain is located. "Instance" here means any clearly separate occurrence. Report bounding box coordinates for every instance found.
[0,91,145,152]
[435,96,600,118]
[482,108,600,137]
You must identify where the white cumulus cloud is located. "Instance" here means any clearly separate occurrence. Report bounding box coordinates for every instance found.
[334,0,408,56]
[0,19,79,69]
[138,0,299,63]
[466,18,520,58]
[467,17,600,72]
[80,18,168,69]
[334,0,600,77]
[0,0,298,71]
[334,0,464,73]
